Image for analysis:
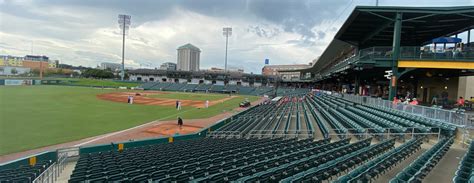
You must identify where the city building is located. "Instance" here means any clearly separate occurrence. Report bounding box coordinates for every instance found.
[24,55,49,62]
[100,62,122,71]
[160,62,177,71]
[177,43,200,71]
[0,55,24,67]
[262,64,312,81]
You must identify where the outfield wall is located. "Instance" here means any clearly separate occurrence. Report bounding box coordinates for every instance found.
[0,151,57,170]
[0,79,42,86]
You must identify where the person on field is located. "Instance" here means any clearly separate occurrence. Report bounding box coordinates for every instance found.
[176,100,179,109]
[177,117,183,129]
[130,96,134,104]
[177,100,182,110]
[205,100,209,108]
[127,96,131,104]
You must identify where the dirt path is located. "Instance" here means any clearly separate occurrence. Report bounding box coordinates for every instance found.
[0,97,264,164]
[97,91,237,108]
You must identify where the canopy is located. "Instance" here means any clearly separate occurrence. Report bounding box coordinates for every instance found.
[432,37,462,44]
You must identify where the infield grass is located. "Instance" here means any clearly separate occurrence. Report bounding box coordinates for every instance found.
[0,85,259,155]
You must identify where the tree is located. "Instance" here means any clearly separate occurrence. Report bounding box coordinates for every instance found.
[81,68,115,79]
[11,68,18,75]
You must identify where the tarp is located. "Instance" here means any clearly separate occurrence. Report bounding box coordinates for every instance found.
[432,37,462,44]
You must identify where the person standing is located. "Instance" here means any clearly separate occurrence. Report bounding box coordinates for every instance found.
[431,94,438,105]
[177,117,183,129]
[130,96,134,104]
[205,100,209,108]
[177,100,182,110]
[127,96,131,104]
[175,100,179,109]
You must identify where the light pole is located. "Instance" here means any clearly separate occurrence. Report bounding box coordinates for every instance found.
[118,14,131,80]
[223,27,232,72]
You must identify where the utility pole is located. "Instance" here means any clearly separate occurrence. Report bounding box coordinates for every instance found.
[118,14,131,81]
[223,27,232,72]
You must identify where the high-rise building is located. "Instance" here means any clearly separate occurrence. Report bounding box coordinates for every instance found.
[160,62,177,71]
[177,43,200,71]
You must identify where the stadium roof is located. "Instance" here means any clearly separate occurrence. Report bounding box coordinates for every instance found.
[177,43,201,51]
[309,6,474,73]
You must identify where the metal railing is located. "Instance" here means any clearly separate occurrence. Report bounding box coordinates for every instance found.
[207,131,242,138]
[248,130,315,139]
[326,127,441,141]
[358,46,474,61]
[336,93,469,127]
[33,147,79,183]
[33,162,58,183]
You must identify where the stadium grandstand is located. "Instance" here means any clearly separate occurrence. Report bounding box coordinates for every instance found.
[1,5,474,183]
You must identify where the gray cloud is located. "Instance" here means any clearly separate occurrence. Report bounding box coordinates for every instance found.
[1,0,473,74]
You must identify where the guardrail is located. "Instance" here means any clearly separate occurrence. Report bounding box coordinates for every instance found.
[248,130,315,139]
[33,162,58,183]
[206,131,242,138]
[334,92,469,127]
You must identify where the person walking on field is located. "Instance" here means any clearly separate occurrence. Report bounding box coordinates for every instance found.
[177,117,183,129]
[177,100,182,110]
[205,100,209,108]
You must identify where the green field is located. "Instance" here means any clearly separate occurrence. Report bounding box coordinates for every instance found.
[148,92,230,101]
[0,85,259,155]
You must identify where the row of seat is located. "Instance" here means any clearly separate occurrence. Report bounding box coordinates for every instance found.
[367,104,456,133]
[355,105,431,133]
[338,107,385,133]
[190,138,339,182]
[305,98,330,139]
[0,160,53,183]
[390,137,454,182]
[141,82,280,95]
[282,138,396,182]
[70,138,323,182]
[347,106,407,133]
[336,137,423,182]
[320,93,456,136]
[234,138,372,182]
[453,141,474,183]
[328,108,366,135]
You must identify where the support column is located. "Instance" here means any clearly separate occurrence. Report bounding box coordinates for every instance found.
[468,29,471,47]
[389,12,402,101]
[354,74,360,95]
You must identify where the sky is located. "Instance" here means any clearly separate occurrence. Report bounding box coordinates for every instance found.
[1,0,473,74]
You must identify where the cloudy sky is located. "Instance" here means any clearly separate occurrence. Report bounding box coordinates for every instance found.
[1,0,473,73]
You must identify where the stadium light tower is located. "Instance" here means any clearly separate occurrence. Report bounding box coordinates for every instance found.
[118,14,131,80]
[223,27,232,72]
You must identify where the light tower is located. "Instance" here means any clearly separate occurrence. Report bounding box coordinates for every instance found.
[118,14,131,80]
[223,27,232,72]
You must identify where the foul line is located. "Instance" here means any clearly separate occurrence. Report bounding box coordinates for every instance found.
[73,108,197,147]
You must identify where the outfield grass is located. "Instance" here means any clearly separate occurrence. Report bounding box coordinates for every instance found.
[148,92,229,101]
[0,85,259,155]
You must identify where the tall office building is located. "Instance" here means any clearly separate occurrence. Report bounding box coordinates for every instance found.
[177,43,200,71]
